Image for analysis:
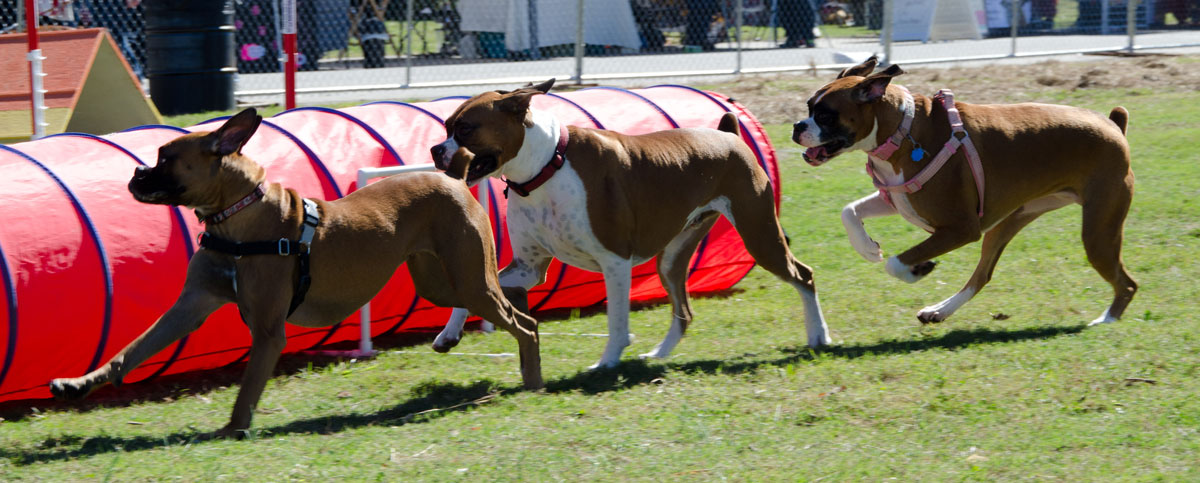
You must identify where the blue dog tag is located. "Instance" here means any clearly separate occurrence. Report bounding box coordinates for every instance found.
[910,147,925,162]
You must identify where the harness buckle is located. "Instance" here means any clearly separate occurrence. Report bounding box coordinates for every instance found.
[277,238,291,256]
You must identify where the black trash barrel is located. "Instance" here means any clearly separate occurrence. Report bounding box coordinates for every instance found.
[144,1,237,115]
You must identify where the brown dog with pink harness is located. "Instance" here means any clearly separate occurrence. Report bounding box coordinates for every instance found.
[793,55,1137,326]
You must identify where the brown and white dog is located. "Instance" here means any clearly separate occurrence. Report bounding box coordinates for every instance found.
[793,56,1137,325]
[49,109,542,438]
[430,79,832,369]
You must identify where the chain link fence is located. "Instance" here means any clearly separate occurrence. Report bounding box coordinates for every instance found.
[6,0,1198,109]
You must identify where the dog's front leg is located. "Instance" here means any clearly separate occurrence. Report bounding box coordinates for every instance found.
[841,192,897,262]
[208,300,288,439]
[50,256,231,400]
[433,255,549,353]
[887,223,981,283]
[589,258,634,370]
[433,308,471,353]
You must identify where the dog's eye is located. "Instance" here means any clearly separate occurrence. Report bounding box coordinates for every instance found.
[456,124,474,137]
[815,112,836,124]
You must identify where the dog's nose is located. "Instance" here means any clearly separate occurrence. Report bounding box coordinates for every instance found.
[430,144,446,160]
[133,165,151,178]
[793,121,807,134]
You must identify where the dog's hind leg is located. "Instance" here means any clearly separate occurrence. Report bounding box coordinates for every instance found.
[720,194,833,347]
[640,211,720,360]
[1081,174,1137,326]
[917,193,1073,323]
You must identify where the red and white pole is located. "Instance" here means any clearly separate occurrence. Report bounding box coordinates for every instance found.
[281,0,297,110]
[24,0,47,139]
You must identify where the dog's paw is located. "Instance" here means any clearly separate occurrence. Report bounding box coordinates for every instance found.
[431,329,462,353]
[912,260,937,277]
[886,256,936,283]
[916,307,949,324]
[806,330,835,347]
[197,425,249,441]
[431,337,459,353]
[1087,308,1118,327]
[850,237,884,263]
[48,378,92,401]
[586,359,621,371]
[916,289,975,324]
[638,348,669,360]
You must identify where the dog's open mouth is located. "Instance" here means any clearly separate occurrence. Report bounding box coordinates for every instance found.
[802,138,848,166]
[464,155,498,186]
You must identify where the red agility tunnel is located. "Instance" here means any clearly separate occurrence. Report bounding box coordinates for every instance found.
[0,86,780,403]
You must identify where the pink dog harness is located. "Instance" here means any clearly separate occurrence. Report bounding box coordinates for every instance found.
[866,86,986,217]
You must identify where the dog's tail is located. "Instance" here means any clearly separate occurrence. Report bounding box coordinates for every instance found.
[717,112,740,136]
[1109,106,1129,136]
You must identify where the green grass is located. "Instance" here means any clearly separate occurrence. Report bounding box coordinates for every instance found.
[324,20,448,61]
[2,80,1199,480]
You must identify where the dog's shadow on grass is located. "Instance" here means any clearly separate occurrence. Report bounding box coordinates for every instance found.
[5,322,1083,465]
[545,323,1087,394]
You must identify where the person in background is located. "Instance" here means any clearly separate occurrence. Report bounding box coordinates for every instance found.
[1030,0,1057,29]
[779,0,816,48]
[1,1,16,32]
[298,0,349,71]
[631,0,667,51]
[683,0,719,50]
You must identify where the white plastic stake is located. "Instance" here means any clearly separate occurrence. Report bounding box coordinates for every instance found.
[28,49,47,140]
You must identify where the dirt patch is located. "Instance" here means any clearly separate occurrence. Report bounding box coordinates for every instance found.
[710,53,1200,125]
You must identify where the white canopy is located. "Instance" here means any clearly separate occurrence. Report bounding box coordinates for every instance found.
[458,0,642,52]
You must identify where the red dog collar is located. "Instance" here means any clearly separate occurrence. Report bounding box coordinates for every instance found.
[504,123,569,198]
[199,182,267,224]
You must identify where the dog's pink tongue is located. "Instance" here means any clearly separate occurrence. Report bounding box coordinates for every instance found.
[805,146,827,160]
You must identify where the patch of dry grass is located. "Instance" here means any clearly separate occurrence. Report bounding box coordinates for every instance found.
[710,53,1200,124]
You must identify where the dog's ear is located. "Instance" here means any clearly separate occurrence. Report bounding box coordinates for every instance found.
[851,64,905,104]
[496,78,554,114]
[527,78,555,94]
[838,55,879,78]
[210,108,262,156]
[444,146,475,180]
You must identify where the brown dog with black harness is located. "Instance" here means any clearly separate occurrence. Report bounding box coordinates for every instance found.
[49,108,542,438]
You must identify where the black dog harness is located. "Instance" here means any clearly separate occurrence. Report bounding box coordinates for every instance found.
[198,191,321,317]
